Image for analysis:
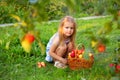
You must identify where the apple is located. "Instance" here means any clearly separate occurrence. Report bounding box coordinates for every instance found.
[41,62,46,67]
[79,54,83,58]
[68,53,71,58]
[24,33,35,43]
[97,43,106,52]
[116,64,120,70]
[70,50,75,58]
[109,63,115,67]
[37,62,42,68]
[21,33,35,53]
[21,40,31,53]
[78,49,84,54]
[115,64,120,73]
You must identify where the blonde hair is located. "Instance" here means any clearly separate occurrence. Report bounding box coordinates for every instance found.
[58,16,76,45]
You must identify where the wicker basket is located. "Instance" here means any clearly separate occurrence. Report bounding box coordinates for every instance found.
[67,44,94,70]
[68,57,94,70]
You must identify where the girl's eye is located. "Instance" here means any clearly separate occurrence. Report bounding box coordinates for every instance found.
[65,27,69,29]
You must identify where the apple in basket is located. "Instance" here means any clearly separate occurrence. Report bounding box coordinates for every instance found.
[70,50,75,58]
[37,62,42,68]
[79,54,83,58]
[78,49,84,54]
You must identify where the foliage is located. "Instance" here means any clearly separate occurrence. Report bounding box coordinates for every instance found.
[1,0,120,24]
[45,0,68,20]
[1,0,51,54]
[0,1,29,24]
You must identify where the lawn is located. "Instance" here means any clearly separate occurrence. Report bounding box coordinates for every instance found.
[0,16,120,80]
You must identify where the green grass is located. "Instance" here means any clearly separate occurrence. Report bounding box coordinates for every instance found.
[0,16,120,80]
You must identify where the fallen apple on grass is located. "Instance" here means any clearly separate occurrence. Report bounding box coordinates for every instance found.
[37,62,46,68]
[41,62,46,67]
[37,62,42,68]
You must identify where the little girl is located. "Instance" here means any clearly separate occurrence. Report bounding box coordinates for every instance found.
[45,16,77,68]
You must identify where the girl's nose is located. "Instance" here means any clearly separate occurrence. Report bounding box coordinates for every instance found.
[68,28,71,31]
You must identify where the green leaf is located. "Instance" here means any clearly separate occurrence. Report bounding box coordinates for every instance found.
[110,66,116,76]
[38,41,45,55]
[5,41,10,50]
[117,20,120,29]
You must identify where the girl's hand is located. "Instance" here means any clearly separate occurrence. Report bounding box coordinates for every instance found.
[61,58,68,64]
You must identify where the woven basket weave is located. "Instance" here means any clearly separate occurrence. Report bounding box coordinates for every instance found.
[68,56,94,70]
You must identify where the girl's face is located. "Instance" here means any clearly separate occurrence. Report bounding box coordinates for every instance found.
[62,21,74,37]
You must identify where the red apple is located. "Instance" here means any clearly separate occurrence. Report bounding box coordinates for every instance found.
[97,43,106,52]
[112,64,120,73]
[24,33,35,43]
[70,50,75,58]
[116,64,120,70]
[41,62,46,67]
[109,63,115,67]
[37,62,42,68]
[78,49,84,54]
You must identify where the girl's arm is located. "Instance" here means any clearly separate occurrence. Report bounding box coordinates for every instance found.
[67,41,75,52]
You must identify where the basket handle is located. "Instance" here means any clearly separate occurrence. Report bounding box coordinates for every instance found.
[76,43,85,50]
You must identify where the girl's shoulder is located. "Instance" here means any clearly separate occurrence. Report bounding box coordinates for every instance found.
[52,34,59,44]
[51,32,59,39]
[50,32,59,45]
